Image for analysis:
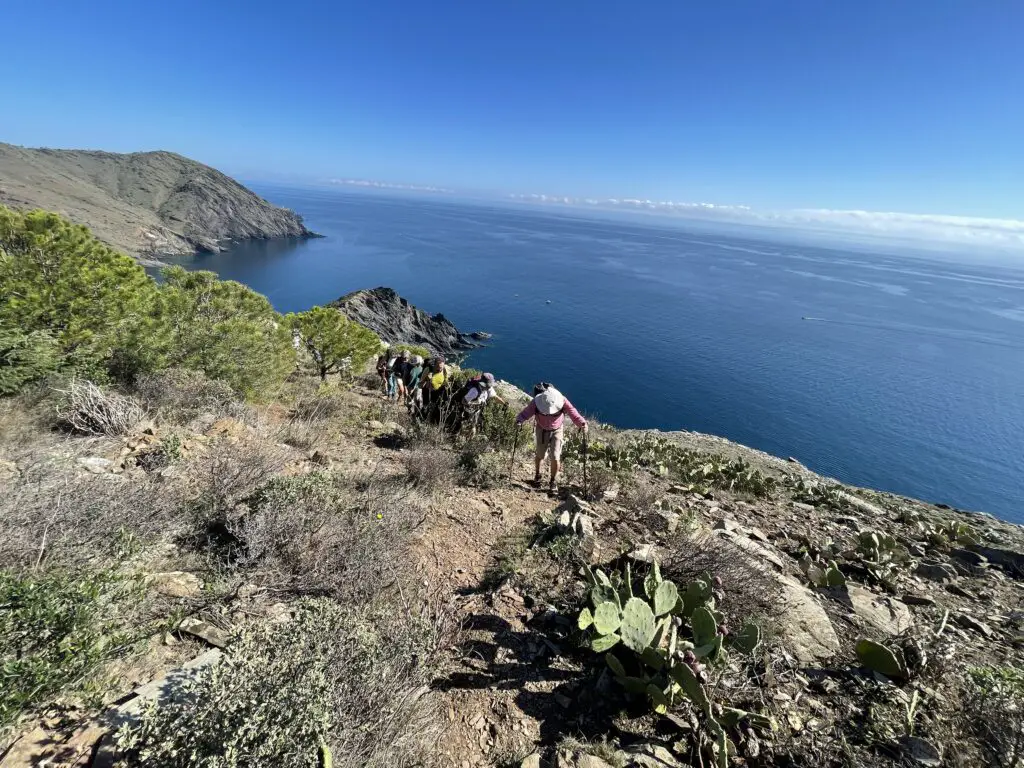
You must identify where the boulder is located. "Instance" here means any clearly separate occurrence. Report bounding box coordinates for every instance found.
[178,617,230,648]
[520,755,543,768]
[573,514,595,538]
[955,614,994,638]
[622,743,687,767]
[146,571,203,598]
[899,735,942,766]
[916,560,958,582]
[77,456,113,473]
[628,544,658,564]
[970,545,1024,577]
[844,586,913,636]
[772,572,841,662]
[718,531,786,572]
[838,491,886,517]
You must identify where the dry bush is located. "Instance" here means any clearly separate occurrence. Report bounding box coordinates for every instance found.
[664,531,785,627]
[277,417,320,451]
[621,473,662,510]
[581,464,621,502]
[401,445,456,493]
[118,598,452,768]
[457,438,505,489]
[292,391,347,422]
[184,439,291,551]
[55,380,144,436]
[228,469,429,602]
[962,666,1024,768]
[134,367,238,423]
[0,460,187,570]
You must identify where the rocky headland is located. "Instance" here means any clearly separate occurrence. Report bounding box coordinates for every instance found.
[331,286,489,358]
[0,142,316,261]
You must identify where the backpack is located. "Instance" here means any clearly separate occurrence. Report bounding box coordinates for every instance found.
[454,375,485,404]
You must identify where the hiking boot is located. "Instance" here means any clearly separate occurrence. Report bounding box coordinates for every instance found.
[547,480,559,497]
[528,475,542,488]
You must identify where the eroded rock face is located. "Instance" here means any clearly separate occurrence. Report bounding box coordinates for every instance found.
[331,287,488,358]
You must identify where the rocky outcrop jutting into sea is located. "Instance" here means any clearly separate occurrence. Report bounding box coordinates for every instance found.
[0,142,317,260]
[331,286,489,358]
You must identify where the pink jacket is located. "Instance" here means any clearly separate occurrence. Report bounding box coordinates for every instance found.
[516,397,587,431]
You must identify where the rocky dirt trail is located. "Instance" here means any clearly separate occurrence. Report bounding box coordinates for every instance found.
[3,380,1023,768]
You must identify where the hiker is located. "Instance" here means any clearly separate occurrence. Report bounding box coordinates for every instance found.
[375,352,389,393]
[404,355,425,413]
[516,382,587,496]
[420,356,448,420]
[392,350,411,400]
[455,372,507,435]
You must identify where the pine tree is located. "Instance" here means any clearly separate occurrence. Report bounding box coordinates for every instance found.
[0,206,164,383]
[157,267,295,397]
[288,306,381,381]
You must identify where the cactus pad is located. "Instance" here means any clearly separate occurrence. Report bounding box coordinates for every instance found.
[620,597,657,653]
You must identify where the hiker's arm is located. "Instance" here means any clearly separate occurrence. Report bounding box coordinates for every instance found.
[515,401,536,425]
[563,399,587,430]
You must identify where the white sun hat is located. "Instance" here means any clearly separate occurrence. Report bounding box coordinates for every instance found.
[534,387,565,416]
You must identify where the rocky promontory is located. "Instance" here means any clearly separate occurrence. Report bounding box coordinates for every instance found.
[0,142,316,261]
[331,286,489,358]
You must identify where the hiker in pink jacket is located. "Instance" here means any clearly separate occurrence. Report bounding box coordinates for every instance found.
[516,382,587,496]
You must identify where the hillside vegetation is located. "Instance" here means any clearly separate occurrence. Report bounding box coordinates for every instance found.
[1,207,1023,768]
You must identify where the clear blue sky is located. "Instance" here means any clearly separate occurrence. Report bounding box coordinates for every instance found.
[2,0,1022,217]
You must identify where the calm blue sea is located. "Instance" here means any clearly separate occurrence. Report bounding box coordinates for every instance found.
[171,184,1024,522]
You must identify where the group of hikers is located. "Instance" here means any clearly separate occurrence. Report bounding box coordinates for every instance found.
[375,349,588,495]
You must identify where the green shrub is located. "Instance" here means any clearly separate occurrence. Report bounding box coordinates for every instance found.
[157,267,295,398]
[289,306,381,381]
[479,399,519,448]
[0,324,59,395]
[0,569,138,729]
[117,599,442,768]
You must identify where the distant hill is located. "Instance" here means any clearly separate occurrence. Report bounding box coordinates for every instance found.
[0,142,316,261]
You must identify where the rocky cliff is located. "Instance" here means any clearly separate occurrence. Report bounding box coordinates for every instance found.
[331,287,489,358]
[0,142,316,260]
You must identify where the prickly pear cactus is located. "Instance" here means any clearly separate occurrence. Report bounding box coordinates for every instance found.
[653,580,679,617]
[681,578,713,617]
[620,597,657,653]
[825,561,846,587]
[593,601,622,635]
[731,621,761,654]
[856,638,908,680]
[691,606,718,647]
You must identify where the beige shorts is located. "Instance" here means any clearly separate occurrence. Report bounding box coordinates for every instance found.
[535,426,564,462]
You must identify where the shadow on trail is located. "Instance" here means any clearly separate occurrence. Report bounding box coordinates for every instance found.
[431,608,626,746]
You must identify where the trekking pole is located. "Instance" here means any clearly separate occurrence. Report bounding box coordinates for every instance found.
[582,428,589,498]
[508,424,522,484]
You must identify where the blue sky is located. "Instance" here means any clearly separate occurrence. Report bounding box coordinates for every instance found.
[2,0,1022,220]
